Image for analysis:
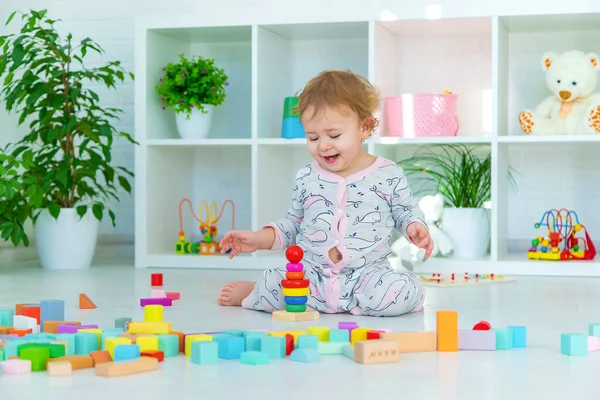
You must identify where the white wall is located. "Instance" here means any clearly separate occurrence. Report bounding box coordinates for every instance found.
[0,0,598,261]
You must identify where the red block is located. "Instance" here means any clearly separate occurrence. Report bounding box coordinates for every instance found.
[285,334,294,356]
[21,305,41,324]
[367,330,384,340]
[281,279,309,289]
[151,273,163,287]
[141,350,164,362]
[166,292,180,300]
[473,321,492,330]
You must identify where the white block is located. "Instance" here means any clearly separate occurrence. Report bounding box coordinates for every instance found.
[13,315,38,333]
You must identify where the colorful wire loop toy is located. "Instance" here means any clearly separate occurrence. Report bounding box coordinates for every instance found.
[175,199,235,256]
[528,208,596,261]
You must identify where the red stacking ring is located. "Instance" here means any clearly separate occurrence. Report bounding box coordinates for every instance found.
[281,279,309,289]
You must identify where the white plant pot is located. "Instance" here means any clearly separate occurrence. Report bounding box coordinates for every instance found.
[440,207,491,259]
[34,208,100,270]
[175,104,215,139]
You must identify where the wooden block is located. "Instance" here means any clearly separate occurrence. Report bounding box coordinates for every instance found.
[79,293,97,309]
[354,340,400,364]
[90,350,112,366]
[272,310,319,322]
[43,321,81,334]
[458,330,496,350]
[380,331,436,352]
[95,356,158,377]
[47,361,72,376]
[47,355,94,370]
[0,326,13,334]
[436,310,458,352]
[128,322,172,334]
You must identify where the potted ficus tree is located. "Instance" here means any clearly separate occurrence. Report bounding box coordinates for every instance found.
[155,54,229,139]
[0,9,137,269]
[398,144,517,260]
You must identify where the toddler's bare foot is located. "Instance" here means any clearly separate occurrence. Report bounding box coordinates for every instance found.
[218,281,255,306]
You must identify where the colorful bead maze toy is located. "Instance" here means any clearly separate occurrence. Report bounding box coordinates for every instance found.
[175,199,235,256]
[419,273,516,287]
[272,246,319,322]
[527,208,596,261]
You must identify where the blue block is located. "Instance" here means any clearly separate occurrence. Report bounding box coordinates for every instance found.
[55,334,76,355]
[40,300,64,331]
[494,328,513,350]
[589,323,600,338]
[191,341,218,365]
[561,333,587,356]
[261,336,286,359]
[290,348,321,363]
[245,333,264,352]
[158,334,180,357]
[215,336,245,359]
[0,309,15,326]
[240,351,269,365]
[113,344,140,361]
[284,296,308,305]
[101,332,121,350]
[329,329,350,342]
[508,326,527,348]
[281,117,305,139]
[75,332,98,355]
[297,334,318,350]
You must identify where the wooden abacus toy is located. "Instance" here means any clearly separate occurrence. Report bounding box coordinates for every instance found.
[272,245,319,322]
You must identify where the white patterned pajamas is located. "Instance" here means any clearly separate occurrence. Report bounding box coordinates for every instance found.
[240,156,427,317]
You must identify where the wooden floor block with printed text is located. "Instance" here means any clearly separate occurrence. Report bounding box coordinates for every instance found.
[272,310,319,322]
[380,331,436,352]
[354,340,401,364]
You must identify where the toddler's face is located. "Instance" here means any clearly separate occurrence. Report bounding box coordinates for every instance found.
[302,106,371,176]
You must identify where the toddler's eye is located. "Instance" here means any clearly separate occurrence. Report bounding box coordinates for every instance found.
[330,134,341,139]
[308,137,318,141]
[572,81,577,86]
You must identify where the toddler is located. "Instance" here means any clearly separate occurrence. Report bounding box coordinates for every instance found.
[218,70,433,317]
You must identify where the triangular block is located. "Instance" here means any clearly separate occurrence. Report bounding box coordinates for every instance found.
[79,293,97,309]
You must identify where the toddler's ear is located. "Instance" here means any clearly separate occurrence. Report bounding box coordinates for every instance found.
[588,52,599,71]
[541,51,557,71]
[361,117,375,139]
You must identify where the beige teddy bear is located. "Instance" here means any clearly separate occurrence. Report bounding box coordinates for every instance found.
[519,50,600,135]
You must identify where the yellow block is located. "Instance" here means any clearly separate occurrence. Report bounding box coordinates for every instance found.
[136,335,159,352]
[282,287,309,297]
[185,334,213,356]
[268,330,306,343]
[128,322,172,334]
[351,327,373,344]
[307,326,330,342]
[105,338,132,359]
[144,305,163,323]
[78,328,102,348]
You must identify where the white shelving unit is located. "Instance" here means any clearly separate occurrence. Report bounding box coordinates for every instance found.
[134,11,600,277]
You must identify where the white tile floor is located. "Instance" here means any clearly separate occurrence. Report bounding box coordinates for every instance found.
[1,254,600,399]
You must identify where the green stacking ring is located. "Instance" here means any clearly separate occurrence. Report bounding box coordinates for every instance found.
[286,304,306,313]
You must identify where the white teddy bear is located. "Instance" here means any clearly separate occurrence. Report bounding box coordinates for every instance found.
[391,193,454,271]
[519,50,600,135]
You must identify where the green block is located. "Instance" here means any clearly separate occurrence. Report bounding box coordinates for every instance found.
[158,334,180,357]
[17,343,65,358]
[561,333,587,356]
[286,304,306,313]
[240,351,269,365]
[0,348,5,361]
[20,347,50,371]
[318,342,349,355]
[494,328,513,350]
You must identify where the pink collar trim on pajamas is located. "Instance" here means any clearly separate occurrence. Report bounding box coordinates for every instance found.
[311,156,387,183]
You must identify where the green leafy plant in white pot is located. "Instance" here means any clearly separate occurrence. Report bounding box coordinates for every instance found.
[0,9,136,269]
[155,54,229,139]
[398,144,516,260]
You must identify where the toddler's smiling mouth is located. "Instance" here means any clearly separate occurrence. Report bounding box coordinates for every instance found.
[323,154,340,164]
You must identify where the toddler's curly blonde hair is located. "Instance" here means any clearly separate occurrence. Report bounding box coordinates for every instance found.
[295,70,380,133]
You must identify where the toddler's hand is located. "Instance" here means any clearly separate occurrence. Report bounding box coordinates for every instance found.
[406,222,434,259]
[219,230,260,259]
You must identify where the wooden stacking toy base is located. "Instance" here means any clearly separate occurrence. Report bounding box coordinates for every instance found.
[199,242,218,255]
[272,310,319,322]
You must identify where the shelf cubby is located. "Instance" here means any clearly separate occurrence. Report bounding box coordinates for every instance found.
[145,25,252,140]
[256,22,369,139]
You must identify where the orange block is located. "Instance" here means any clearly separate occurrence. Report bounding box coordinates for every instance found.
[79,293,97,309]
[90,350,112,366]
[44,321,81,334]
[15,303,36,316]
[21,306,41,324]
[170,331,184,353]
[9,328,32,337]
[47,355,94,370]
[436,310,458,352]
[95,356,158,377]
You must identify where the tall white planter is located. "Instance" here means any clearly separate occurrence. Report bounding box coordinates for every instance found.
[34,208,100,270]
[175,104,215,139]
[440,207,491,259]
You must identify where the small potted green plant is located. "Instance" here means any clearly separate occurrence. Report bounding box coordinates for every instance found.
[155,54,229,139]
[398,144,517,260]
[0,9,137,269]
